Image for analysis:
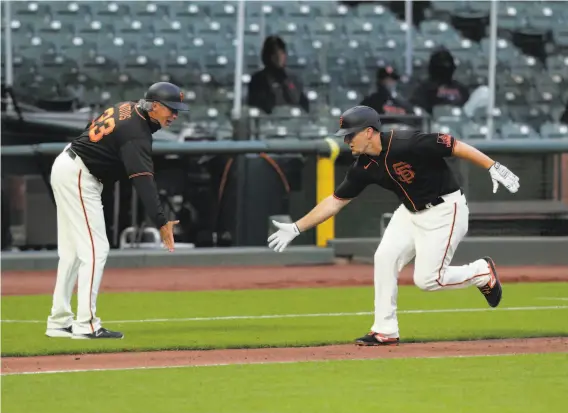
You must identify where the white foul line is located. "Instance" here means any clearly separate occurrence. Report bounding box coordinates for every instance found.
[1,353,545,376]
[538,297,568,302]
[1,305,567,325]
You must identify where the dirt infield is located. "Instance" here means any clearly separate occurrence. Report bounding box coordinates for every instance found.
[3,337,567,375]
[2,263,567,374]
[2,263,567,296]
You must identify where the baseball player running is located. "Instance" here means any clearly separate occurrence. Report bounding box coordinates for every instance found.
[45,82,189,339]
[268,105,520,346]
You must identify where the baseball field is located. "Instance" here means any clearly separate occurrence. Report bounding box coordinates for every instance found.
[2,263,567,413]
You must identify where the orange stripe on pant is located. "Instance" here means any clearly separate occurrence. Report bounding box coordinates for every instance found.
[77,169,96,334]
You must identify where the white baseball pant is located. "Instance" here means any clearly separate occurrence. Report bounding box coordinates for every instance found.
[371,190,492,338]
[46,144,109,335]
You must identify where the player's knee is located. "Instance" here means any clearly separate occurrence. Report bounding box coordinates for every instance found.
[95,239,110,261]
[374,247,398,267]
[413,270,437,291]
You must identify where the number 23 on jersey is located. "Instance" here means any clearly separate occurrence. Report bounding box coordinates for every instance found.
[89,107,116,142]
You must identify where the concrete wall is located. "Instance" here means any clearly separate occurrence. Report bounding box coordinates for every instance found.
[329,237,568,266]
[1,246,335,271]
[3,237,568,271]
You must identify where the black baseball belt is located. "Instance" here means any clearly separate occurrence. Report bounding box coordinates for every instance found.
[66,147,77,160]
[65,147,103,183]
[415,189,463,212]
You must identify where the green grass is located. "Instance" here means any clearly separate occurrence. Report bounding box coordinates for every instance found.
[3,353,568,413]
[2,282,568,356]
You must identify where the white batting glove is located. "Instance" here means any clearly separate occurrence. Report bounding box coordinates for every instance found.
[488,162,520,194]
[267,220,300,252]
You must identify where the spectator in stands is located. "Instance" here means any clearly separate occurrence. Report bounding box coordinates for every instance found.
[410,47,470,115]
[360,66,415,124]
[247,35,309,114]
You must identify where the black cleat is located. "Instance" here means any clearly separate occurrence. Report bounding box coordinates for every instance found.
[45,326,73,338]
[479,256,502,308]
[72,327,124,340]
[355,332,400,346]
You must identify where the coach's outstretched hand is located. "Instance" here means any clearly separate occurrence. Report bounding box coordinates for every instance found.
[268,220,300,252]
[160,220,180,252]
[488,162,520,194]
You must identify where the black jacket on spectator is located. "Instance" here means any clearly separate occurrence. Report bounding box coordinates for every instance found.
[410,48,470,115]
[360,85,415,124]
[247,36,309,114]
[360,66,415,125]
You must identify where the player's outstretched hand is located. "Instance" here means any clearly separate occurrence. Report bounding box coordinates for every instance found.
[267,220,300,252]
[160,220,180,252]
[489,162,520,194]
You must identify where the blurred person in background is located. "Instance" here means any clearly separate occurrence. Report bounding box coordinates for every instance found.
[360,66,416,124]
[247,35,309,115]
[410,47,470,115]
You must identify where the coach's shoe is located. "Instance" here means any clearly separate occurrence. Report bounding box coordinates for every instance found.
[72,327,124,340]
[45,326,73,338]
[355,332,399,346]
[478,256,502,308]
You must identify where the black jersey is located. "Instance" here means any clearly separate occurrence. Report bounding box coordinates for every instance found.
[70,102,167,228]
[334,130,460,212]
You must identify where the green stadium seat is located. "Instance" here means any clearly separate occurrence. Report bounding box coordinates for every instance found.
[431,122,462,138]
[461,121,496,139]
[548,105,567,123]
[540,122,568,138]
[430,2,464,14]
[500,121,540,139]
[496,85,528,106]
[509,105,550,131]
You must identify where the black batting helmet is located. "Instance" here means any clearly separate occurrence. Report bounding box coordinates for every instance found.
[334,105,381,137]
[144,82,190,112]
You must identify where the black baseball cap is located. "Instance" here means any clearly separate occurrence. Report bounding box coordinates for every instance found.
[334,105,382,137]
[377,65,400,80]
[144,82,190,112]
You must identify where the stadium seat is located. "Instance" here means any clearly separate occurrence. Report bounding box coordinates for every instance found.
[432,105,465,122]
[500,121,540,139]
[430,1,465,14]
[461,121,496,140]
[430,122,462,138]
[540,122,568,139]
[495,86,527,106]
[550,105,567,123]
[497,3,528,30]
[471,107,508,130]
[1,0,564,135]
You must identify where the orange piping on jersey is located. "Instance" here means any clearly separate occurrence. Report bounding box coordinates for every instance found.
[365,157,380,169]
[129,172,154,179]
[134,105,146,120]
[384,130,418,212]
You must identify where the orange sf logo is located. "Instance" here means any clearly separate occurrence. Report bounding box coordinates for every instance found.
[180,91,184,102]
[437,133,452,148]
[339,116,343,128]
[393,162,415,184]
